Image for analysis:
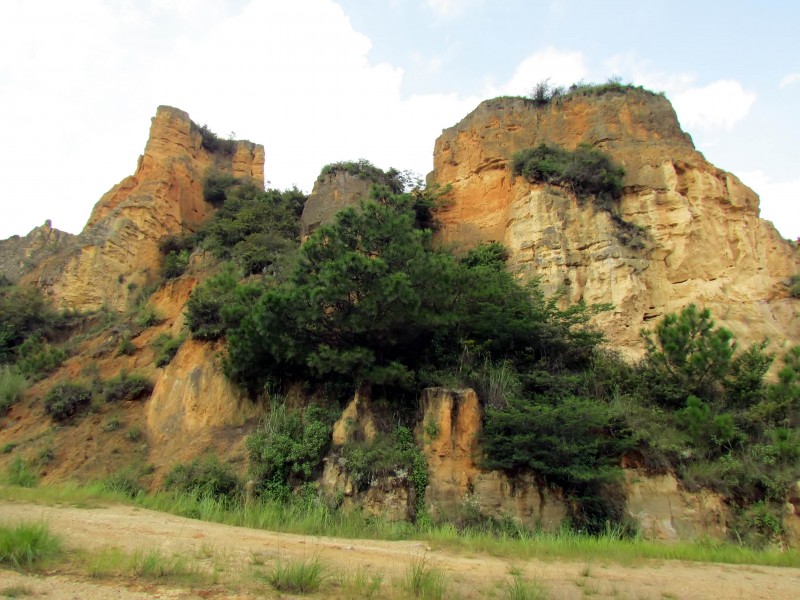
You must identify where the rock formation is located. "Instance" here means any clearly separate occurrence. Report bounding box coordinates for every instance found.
[25,106,265,312]
[0,220,75,282]
[300,170,375,239]
[431,91,800,357]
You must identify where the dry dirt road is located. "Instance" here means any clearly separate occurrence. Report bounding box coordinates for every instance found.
[1,500,799,599]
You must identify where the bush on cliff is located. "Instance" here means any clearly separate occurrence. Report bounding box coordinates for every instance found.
[44,382,92,421]
[0,283,61,365]
[246,402,333,500]
[202,183,306,277]
[512,143,625,210]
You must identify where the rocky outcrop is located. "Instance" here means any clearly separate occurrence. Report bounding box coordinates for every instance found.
[624,470,728,541]
[418,387,566,529]
[146,339,262,469]
[320,459,413,522]
[331,384,377,447]
[431,91,800,357]
[0,220,75,282]
[26,106,265,312]
[300,170,374,239]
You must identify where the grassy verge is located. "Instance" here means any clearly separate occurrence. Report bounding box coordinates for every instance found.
[1,483,799,568]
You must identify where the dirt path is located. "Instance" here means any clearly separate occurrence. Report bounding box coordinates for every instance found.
[2,500,799,599]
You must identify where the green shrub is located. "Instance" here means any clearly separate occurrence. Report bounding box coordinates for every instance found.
[161,250,190,279]
[201,184,305,276]
[164,456,240,500]
[196,124,237,156]
[126,426,143,442]
[103,372,153,402]
[528,79,565,105]
[134,304,162,328]
[185,264,260,341]
[511,143,625,209]
[730,501,786,548]
[0,365,26,414]
[117,334,136,356]
[788,274,800,298]
[43,382,92,421]
[202,171,240,205]
[340,426,428,514]
[725,342,774,409]
[153,334,183,367]
[15,336,66,379]
[103,416,122,432]
[319,159,410,193]
[246,402,333,500]
[0,522,62,569]
[641,304,735,409]
[5,457,38,487]
[224,192,603,393]
[753,345,800,427]
[0,283,60,364]
[482,395,633,533]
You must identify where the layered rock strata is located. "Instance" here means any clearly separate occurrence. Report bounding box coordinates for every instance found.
[0,220,75,282]
[26,106,264,312]
[300,170,374,239]
[431,91,799,357]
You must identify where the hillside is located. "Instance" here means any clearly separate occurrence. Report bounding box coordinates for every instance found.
[1,89,799,550]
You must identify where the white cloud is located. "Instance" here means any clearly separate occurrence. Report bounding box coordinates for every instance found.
[738,170,800,240]
[602,54,756,132]
[671,80,756,131]
[779,73,800,89]
[488,47,588,97]
[424,0,483,17]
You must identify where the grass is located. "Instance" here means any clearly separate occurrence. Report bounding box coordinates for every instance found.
[267,555,327,593]
[0,522,62,569]
[0,366,27,414]
[4,458,37,488]
[399,555,447,599]
[337,566,384,598]
[85,545,209,585]
[1,483,799,568]
[506,574,549,600]
[0,585,35,598]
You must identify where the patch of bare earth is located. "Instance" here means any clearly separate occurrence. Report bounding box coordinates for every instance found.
[1,501,799,599]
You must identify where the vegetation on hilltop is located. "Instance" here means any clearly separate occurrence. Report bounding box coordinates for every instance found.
[527,76,663,106]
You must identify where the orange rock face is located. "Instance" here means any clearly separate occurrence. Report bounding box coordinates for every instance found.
[28,106,265,312]
[431,92,800,357]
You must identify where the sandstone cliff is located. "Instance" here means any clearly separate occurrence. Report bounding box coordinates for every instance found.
[26,106,265,312]
[0,220,75,282]
[431,91,800,357]
[300,170,378,239]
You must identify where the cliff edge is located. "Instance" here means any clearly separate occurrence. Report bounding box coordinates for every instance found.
[25,106,265,312]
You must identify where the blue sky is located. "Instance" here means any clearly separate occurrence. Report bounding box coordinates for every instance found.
[1,0,798,240]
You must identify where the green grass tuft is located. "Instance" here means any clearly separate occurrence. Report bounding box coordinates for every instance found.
[267,555,327,594]
[506,574,549,600]
[400,555,447,599]
[4,458,37,488]
[0,522,62,569]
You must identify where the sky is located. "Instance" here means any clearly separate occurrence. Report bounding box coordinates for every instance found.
[1,0,798,241]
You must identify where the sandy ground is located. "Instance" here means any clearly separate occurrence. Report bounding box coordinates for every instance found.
[1,500,800,599]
